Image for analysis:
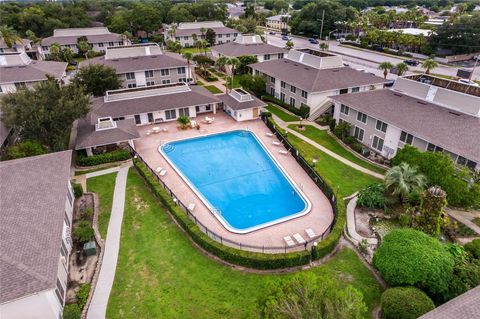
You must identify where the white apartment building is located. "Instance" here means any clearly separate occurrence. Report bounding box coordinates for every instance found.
[164,21,239,47]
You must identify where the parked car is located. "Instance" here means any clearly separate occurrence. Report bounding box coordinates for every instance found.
[459,78,479,86]
[403,59,419,66]
[385,80,395,87]
[282,35,291,41]
[337,37,346,42]
[308,38,319,44]
[269,31,276,35]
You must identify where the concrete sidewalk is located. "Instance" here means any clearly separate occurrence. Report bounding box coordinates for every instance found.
[86,164,131,319]
[445,208,480,236]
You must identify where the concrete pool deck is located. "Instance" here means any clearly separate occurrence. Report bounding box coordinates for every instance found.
[133,112,334,252]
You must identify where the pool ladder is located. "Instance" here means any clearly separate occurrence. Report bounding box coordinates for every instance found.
[162,143,175,153]
[212,207,223,216]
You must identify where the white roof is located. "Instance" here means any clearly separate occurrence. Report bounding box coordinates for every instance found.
[53,27,111,37]
[267,14,290,21]
[105,43,162,60]
[177,21,225,30]
[388,28,433,36]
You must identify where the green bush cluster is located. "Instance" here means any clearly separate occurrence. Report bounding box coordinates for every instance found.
[133,159,313,269]
[261,95,310,118]
[465,239,480,259]
[73,220,94,244]
[63,304,81,319]
[357,183,387,210]
[76,149,130,167]
[76,283,91,310]
[72,182,83,198]
[4,140,47,160]
[380,287,435,319]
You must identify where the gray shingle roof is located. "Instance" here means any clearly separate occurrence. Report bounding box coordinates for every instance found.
[0,60,67,84]
[75,118,139,150]
[211,42,287,57]
[330,89,480,162]
[0,150,72,303]
[419,286,480,319]
[90,85,220,118]
[41,33,123,46]
[80,52,188,74]
[218,93,267,111]
[249,59,388,92]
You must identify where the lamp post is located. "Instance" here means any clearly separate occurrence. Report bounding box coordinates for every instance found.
[328,29,338,41]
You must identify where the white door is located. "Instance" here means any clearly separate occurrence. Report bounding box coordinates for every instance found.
[140,113,149,124]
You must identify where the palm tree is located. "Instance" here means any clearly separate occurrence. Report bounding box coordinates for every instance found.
[200,27,206,40]
[49,43,61,61]
[421,59,438,75]
[0,25,21,48]
[198,40,209,55]
[319,42,329,51]
[378,61,394,79]
[285,40,294,50]
[227,57,240,91]
[384,163,426,203]
[215,56,228,73]
[77,40,90,59]
[182,52,195,82]
[396,62,409,76]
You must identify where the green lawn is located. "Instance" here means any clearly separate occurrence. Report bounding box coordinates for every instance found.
[203,85,223,94]
[288,125,386,175]
[266,104,299,122]
[86,172,117,238]
[225,75,242,89]
[180,47,210,54]
[286,135,381,197]
[106,170,383,318]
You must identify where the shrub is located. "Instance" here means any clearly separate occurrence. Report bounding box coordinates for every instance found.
[357,183,387,210]
[380,287,435,319]
[262,111,272,118]
[76,149,130,167]
[76,283,91,310]
[4,140,47,160]
[333,121,351,140]
[465,239,480,259]
[261,95,310,118]
[343,136,356,145]
[133,159,312,269]
[398,214,411,227]
[73,220,94,244]
[329,117,336,132]
[72,182,83,198]
[351,141,363,153]
[63,303,81,319]
[373,228,455,297]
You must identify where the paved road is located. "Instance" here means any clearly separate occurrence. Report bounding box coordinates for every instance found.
[265,33,480,81]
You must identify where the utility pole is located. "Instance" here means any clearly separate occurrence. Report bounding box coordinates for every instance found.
[319,10,325,40]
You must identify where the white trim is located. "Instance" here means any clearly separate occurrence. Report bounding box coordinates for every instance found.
[158,129,312,234]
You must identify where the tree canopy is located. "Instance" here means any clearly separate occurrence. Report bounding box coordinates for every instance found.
[73,64,121,97]
[0,78,90,151]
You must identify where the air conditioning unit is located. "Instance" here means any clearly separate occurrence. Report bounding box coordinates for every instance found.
[60,256,66,264]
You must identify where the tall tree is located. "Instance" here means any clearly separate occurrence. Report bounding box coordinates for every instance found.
[396,62,409,76]
[0,77,90,151]
[72,64,121,97]
[422,59,438,74]
[205,28,216,46]
[49,42,61,61]
[182,52,195,81]
[378,61,394,79]
[0,25,22,48]
[76,36,90,59]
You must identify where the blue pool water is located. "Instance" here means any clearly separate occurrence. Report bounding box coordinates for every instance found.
[161,130,310,233]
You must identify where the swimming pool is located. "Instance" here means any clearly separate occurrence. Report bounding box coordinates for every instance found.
[159,130,311,233]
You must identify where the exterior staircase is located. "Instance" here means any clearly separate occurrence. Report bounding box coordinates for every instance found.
[308,98,333,121]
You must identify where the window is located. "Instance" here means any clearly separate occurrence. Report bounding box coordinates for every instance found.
[147,113,154,123]
[205,104,211,111]
[179,107,190,117]
[184,36,189,40]
[427,143,443,152]
[64,212,70,228]
[356,111,367,123]
[195,106,200,112]
[278,53,284,59]
[281,81,286,88]
[457,156,467,166]
[179,77,187,82]
[98,42,104,47]
[226,34,231,38]
[127,83,137,88]
[134,115,141,125]
[466,160,477,170]
[118,41,123,45]
[234,33,238,37]
[301,90,308,99]
[175,37,180,41]
[55,279,65,306]
[354,127,364,141]
[15,82,26,89]
[339,88,348,94]
[270,87,275,96]
[145,70,154,78]
[351,87,360,93]
[375,120,387,133]
[42,46,48,51]
[340,104,349,115]
[218,34,223,38]
[66,189,73,206]
[177,67,186,74]
[60,241,68,260]
[372,136,384,152]
[289,97,296,107]
[264,54,271,61]
[280,92,285,102]
[162,79,171,84]
[112,117,125,121]
[165,109,176,120]
[400,131,414,145]
[126,72,135,80]
[270,76,275,83]
[108,42,114,47]
[160,69,169,76]
[290,85,296,94]
[146,81,155,86]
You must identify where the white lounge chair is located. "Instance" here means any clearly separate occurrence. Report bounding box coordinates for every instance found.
[279,150,289,155]
[284,236,295,247]
[155,167,163,173]
[159,169,167,176]
[162,127,168,132]
[187,203,196,211]
[305,228,316,239]
[293,233,306,244]
[272,141,282,146]
[265,132,274,137]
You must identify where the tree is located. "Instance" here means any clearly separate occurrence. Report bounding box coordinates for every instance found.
[259,273,367,319]
[4,140,47,160]
[414,186,447,236]
[176,115,190,129]
[166,40,182,53]
[421,59,438,74]
[333,121,351,140]
[76,39,90,59]
[0,25,22,48]
[205,28,216,46]
[0,77,90,151]
[193,55,214,72]
[49,42,61,61]
[285,40,294,50]
[429,13,480,54]
[237,55,257,75]
[373,228,455,298]
[72,64,121,97]
[380,287,435,319]
[378,61,393,79]
[395,62,409,76]
[59,47,73,63]
[182,52,194,81]
[238,74,266,97]
[319,42,329,51]
[25,30,39,43]
[227,57,240,76]
[384,163,426,203]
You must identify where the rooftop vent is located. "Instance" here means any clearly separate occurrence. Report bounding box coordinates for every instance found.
[448,111,461,116]
[393,93,403,97]
[417,101,428,105]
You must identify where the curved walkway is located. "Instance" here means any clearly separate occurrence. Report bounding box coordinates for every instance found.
[273,115,385,180]
[86,163,131,319]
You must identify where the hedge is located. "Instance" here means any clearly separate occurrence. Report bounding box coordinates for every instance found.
[380,287,435,319]
[465,239,480,259]
[133,158,312,269]
[311,199,344,260]
[262,95,310,118]
[72,182,83,198]
[76,149,130,167]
